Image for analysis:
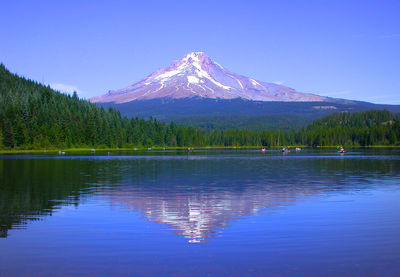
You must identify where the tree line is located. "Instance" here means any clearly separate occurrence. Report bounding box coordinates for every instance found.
[0,64,399,149]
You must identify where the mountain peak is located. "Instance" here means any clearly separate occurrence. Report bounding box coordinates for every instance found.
[173,51,210,67]
[183,51,206,59]
[90,53,329,103]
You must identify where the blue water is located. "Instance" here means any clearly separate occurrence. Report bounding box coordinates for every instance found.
[1,149,400,276]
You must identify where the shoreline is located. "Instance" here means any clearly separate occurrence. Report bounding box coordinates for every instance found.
[1,145,399,154]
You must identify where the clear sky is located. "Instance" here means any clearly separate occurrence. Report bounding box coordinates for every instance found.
[1,0,399,104]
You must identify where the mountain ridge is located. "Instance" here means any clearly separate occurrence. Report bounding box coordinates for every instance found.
[90,52,337,104]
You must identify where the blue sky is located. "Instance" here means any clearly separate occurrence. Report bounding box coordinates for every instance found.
[1,0,399,104]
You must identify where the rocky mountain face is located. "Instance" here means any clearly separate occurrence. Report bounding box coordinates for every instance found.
[90,52,329,103]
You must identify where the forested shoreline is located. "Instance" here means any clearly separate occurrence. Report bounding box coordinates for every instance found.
[0,64,399,150]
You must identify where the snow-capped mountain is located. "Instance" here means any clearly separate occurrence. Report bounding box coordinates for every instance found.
[90,52,328,103]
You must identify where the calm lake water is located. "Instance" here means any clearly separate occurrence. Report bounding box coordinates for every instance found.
[1,149,400,276]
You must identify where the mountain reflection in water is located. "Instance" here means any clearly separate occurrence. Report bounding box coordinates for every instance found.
[1,150,400,243]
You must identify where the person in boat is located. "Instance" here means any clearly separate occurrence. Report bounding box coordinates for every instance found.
[339,147,346,153]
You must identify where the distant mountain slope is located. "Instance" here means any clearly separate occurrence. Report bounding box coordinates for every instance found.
[99,98,400,130]
[91,52,335,103]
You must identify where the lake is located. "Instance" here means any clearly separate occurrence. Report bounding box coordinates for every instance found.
[1,149,400,276]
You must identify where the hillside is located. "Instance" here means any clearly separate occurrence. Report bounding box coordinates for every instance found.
[299,110,400,146]
[0,64,203,149]
[309,110,397,129]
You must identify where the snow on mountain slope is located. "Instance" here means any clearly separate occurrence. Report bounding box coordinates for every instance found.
[90,52,329,103]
